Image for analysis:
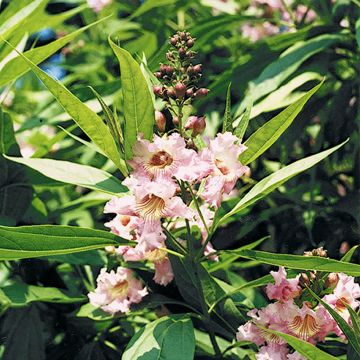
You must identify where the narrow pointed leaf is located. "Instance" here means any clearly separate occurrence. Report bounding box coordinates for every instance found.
[3,41,127,175]
[5,156,127,195]
[239,81,323,165]
[219,140,346,224]
[233,249,360,276]
[109,38,154,158]
[0,225,130,260]
[222,83,232,132]
[234,101,252,140]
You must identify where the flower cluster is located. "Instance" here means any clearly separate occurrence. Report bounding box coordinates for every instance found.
[236,266,360,359]
[88,31,248,315]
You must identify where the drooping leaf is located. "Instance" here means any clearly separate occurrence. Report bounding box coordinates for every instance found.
[233,249,360,277]
[219,140,347,224]
[109,38,154,158]
[122,314,195,360]
[0,282,85,307]
[239,81,323,165]
[5,156,127,195]
[0,225,130,260]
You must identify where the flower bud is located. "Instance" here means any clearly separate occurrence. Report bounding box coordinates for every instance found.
[187,65,195,76]
[170,36,178,46]
[178,47,186,59]
[195,88,209,98]
[174,82,186,98]
[166,51,174,61]
[155,111,166,132]
[154,71,162,79]
[172,116,179,125]
[186,50,194,58]
[304,247,328,258]
[186,38,195,48]
[160,64,168,73]
[165,65,174,76]
[153,85,163,97]
[166,87,176,99]
[185,88,194,98]
[299,273,310,287]
[193,64,202,73]
[185,116,206,136]
[325,273,339,289]
[179,31,187,40]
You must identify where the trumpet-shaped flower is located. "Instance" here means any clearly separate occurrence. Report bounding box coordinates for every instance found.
[266,267,301,302]
[129,133,211,182]
[201,132,248,207]
[88,267,148,314]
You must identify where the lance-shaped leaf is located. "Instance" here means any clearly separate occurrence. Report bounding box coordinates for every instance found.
[232,249,360,277]
[222,83,232,133]
[240,81,323,165]
[109,38,154,158]
[219,140,347,225]
[3,41,127,176]
[5,156,127,196]
[0,18,98,87]
[0,225,130,260]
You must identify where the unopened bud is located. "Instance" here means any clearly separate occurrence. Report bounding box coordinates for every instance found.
[299,273,310,287]
[174,83,186,98]
[195,88,209,98]
[153,85,163,97]
[165,65,174,76]
[166,52,174,61]
[155,111,166,132]
[167,87,176,99]
[186,39,195,47]
[178,47,186,59]
[154,71,162,79]
[179,31,187,40]
[193,64,202,73]
[304,247,328,258]
[185,116,206,136]
[160,64,168,73]
[186,50,194,58]
[172,116,179,125]
[325,273,339,289]
[185,88,194,98]
[170,36,178,46]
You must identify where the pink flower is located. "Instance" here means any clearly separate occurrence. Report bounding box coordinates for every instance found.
[129,133,211,182]
[152,256,174,286]
[256,344,289,360]
[87,0,112,12]
[287,352,306,360]
[266,267,301,302]
[201,132,248,207]
[104,214,143,240]
[322,273,360,323]
[241,22,279,42]
[286,303,323,341]
[88,267,148,314]
[237,321,264,346]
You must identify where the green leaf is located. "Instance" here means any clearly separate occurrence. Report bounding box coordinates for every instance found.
[308,288,360,356]
[0,20,99,87]
[0,281,84,307]
[340,245,359,262]
[5,156,127,196]
[234,34,342,117]
[76,303,113,321]
[3,41,127,176]
[222,83,232,133]
[262,328,338,360]
[233,249,360,277]
[239,81,322,165]
[234,101,252,140]
[355,18,360,49]
[109,38,154,159]
[129,0,177,19]
[0,225,130,260]
[0,0,46,40]
[219,141,346,224]
[123,315,195,360]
